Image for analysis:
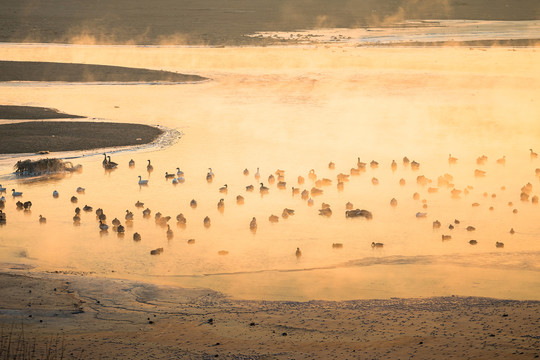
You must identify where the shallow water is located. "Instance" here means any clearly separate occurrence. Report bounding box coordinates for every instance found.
[0,42,539,301]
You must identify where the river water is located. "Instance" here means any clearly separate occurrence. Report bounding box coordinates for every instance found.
[0,42,539,300]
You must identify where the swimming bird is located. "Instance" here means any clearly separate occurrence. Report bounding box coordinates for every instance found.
[177,176,185,183]
[146,160,153,172]
[283,208,295,216]
[0,185,6,193]
[301,190,309,200]
[107,156,118,168]
[135,201,144,208]
[277,181,286,189]
[76,187,85,193]
[268,174,275,184]
[236,195,244,204]
[371,242,384,248]
[496,241,504,248]
[391,160,397,171]
[410,161,420,170]
[112,218,121,226]
[206,172,213,182]
[102,153,108,166]
[319,208,332,217]
[129,159,135,167]
[441,235,452,241]
[208,168,214,178]
[296,248,302,258]
[357,157,366,169]
[190,199,197,208]
[219,184,228,193]
[260,183,269,193]
[52,190,59,198]
[83,205,93,212]
[138,176,149,185]
[176,213,186,224]
[345,202,354,210]
[243,168,249,176]
[328,162,335,169]
[496,156,506,165]
[133,233,141,241]
[176,167,184,176]
[16,201,23,209]
[269,215,279,223]
[117,225,125,234]
[165,172,176,179]
[307,198,314,206]
[403,157,410,165]
[308,169,317,181]
[416,212,427,218]
[292,187,300,195]
[530,149,538,159]
[172,178,178,185]
[99,221,108,231]
[11,189,22,197]
[390,198,398,207]
[371,177,379,185]
[448,154,458,164]
[370,160,378,169]
[250,217,257,230]
[315,178,332,187]
[125,210,134,220]
[73,213,81,223]
[142,208,151,217]
[203,216,211,227]
[217,198,225,210]
[433,220,441,229]
[71,196,78,203]
[246,184,254,192]
[297,176,305,184]
[311,187,323,196]
[476,155,488,165]
[469,240,478,245]
[39,215,46,223]
[350,168,360,175]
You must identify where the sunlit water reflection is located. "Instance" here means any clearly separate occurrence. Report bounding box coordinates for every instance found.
[0,43,539,300]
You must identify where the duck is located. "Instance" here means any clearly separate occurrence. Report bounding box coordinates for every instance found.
[246,184,254,192]
[259,183,269,193]
[448,154,458,164]
[133,232,141,241]
[345,202,354,210]
[292,187,300,195]
[283,208,295,216]
[432,220,441,229]
[112,218,121,226]
[147,160,153,172]
[269,215,279,223]
[16,201,24,209]
[297,176,305,184]
[307,198,314,206]
[371,242,384,248]
[370,160,379,169]
[129,159,135,167]
[217,198,225,210]
[311,187,323,196]
[70,196,78,203]
[416,212,427,218]
[165,172,176,179]
[496,156,506,165]
[469,240,478,245]
[315,178,332,187]
[308,169,317,181]
[177,176,185,183]
[350,168,360,175]
[403,156,410,165]
[142,208,151,217]
[371,177,379,185]
[219,184,228,193]
[268,174,275,184]
[243,168,249,176]
[125,210,134,220]
[254,168,260,179]
[301,189,309,200]
[76,187,85,193]
[176,213,186,224]
[391,160,397,171]
[530,149,538,159]
[496,241,504,248]
[328,162,335,169]
[236,195,244,204]
[73,213,81,223]
[83,205,93,212]
[410,161,420,170]
[176,167,184,176]
[474,169,486,177]
[138,176,149,185]
[0,185,6,193]
[442,235,452,241]
[476,155,488,165]
[11,189,23,197]
[295,248,302,258]
[319,208,332,217]
[250,217,257,229]
[135,201,144,208]
[277,181,286,189]
[390,198,398,207]
[206,172,213,182]
[172,178,178,185]
[190,199,197,208]
[117,225,125,234]
[52,190,59,198]
[39,215,46,223]
[99,221,108,231]
[166,225,174,239]
[203,216,211,227]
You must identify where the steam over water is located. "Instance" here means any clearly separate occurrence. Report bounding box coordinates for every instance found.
[0,41,539,301]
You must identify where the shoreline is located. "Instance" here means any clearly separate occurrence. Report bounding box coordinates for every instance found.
[0,267,539,359]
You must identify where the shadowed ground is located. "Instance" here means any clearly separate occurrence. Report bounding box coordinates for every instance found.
[0,105,85,120]
[0,121,163,154]
[0,0,538,45]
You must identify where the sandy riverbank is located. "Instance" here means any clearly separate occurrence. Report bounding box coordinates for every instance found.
[0,269,538,359]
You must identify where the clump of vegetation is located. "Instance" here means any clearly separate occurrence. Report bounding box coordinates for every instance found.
[14,158,82,176]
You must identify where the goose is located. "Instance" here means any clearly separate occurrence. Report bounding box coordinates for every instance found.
[371,242,384,248]
[219,184,228,193]
[315,178,332,187]
[357,157,366,169]
[147,160,153,172]
[254,167,260,179]
[138,176,149,185]
[297,176,305,184]
[187,239,195,244]
[71,196,78,203]
[350,168,360,175]
[129,159,135,167]
[259,183,269,193]
[243,168,249,176]
[117,225,125,234]
[190,199,197,208]
[448,154,458,164]
[142,208,151,217]
[328,162,335,169]
[269,215,279,223]
[332,243,344,249]
[496,241,504,248]
[337,173,350,182]
[246,184,254,192]
[203,216,211,227]
[52,190,59,198]
[236,195,244,204]
[11,189,23,197]
[466,226,476,231]
[268,174,275,184]
[125,210,134,220]
[391,160,397,171]
[166,225,174,239]
[39,215,46,223]
[176,167,184,176]
[107,156,118,168]
[176,213,186,224]
[133,232,141,241]
[283,208,295,216]
[165,172,176,179]
[76,187,85,193]
[83,205,93,212]
[295,248,302,258]
[135,201,144,208]
[99,221,108,231]
[0,185,6,193]
[530,149,538,159]
[150,248,164,255]
[102,153,108,166]
[250,217,257,229]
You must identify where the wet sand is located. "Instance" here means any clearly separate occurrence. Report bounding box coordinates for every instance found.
[0,270,538,359]
[0,121,164,154]
[0,105,84,120]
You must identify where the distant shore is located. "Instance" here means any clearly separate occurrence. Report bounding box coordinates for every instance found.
[0,269,538,359]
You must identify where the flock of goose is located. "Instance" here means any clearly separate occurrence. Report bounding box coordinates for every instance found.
[1,149,539,257]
